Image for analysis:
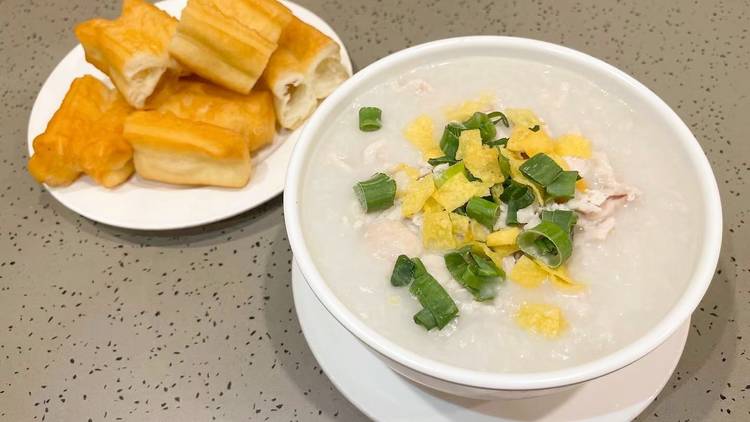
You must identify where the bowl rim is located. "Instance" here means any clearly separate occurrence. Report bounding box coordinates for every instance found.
[283,35,722,390]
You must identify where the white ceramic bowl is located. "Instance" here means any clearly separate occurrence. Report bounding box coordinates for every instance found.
[284,36,722,399]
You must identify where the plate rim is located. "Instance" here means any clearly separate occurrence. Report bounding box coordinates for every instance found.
[26,0,352,231]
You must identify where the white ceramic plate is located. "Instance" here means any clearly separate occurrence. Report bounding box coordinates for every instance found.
[292,260,690,422]
[27,0,352,230]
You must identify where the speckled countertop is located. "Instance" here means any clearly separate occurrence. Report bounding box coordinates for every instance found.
[0,0,748,420]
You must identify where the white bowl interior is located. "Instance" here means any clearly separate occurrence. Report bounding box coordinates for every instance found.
[284,36,722,390]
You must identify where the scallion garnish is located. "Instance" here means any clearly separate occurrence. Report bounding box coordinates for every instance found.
[413,308,437,330]
[499,179,535,225]
[519,153,563,187]
[353,173,396,213]
[517,221,573,268]
[470,251,502,278]
[541,210,578,234]
[463,112,496,142]
[498,152,511,179]
[439,122,464,159]
[390,255,416,287]
[444,247,503,301]
[485,138,509,147]
[466,197,499,229]
[409,258,459,329]
[487,111,510,127]
[546,170,579,201]
[359,107,382,131]
[427,155,457,167]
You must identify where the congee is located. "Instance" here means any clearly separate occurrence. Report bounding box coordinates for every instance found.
[301,56,699,373]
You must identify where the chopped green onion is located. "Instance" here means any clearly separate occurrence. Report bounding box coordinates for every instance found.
[427,155,457,167]
[546,170,579,201]
[517,221,573,268]
[499,180,535,225]
[353,173,396,213]
[466,197,499,229]
[487,111,510,127]
[470,251,502,277]
[530,125,540,132]
[485,138,509,147]
[498,152,511,178]
[463,112,496,142]
[520,153,563,187]
[412,257,427,274]
[413,308,437,330]
[541,209,578,234]
[358,107,382,131]
[439,122,464,159]
[490,184,504,204]
[444,247,503,301]
[452,205,467,216]
[435,162,465,187]
[390,255,416,287]
[444,249,468,280]
[409,258,459,329]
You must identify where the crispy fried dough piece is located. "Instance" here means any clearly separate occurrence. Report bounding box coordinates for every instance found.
[75,0,184,108]
[28,76,134,188]
[123,111,252,188]
[169,0,292,94]
[147,78,276,152]
[261,16,348,129]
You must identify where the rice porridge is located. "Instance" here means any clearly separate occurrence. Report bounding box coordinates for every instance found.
[300,56,700,373]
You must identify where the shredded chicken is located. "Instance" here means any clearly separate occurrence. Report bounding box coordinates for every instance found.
[564,153,638,240]
[362,139,387,165]
[393,78,433,95]
[364,219,423,260]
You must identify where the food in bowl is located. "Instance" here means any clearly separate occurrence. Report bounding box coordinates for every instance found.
[300,55,703,373]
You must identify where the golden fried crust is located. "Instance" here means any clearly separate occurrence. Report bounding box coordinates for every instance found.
[261,16,348,129]
[78,98,135,187]
[147,79,276,152]
[123,111,252,188]
[74,0,184,108]
[169,0,292,94]
[28,76,135,188]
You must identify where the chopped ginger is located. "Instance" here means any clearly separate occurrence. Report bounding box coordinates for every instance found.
[505,108,542,128]
[486,227,521,247]
[442,94,494,121]
[404,115,442,159]
[509,255,548,288]
[422,197,445,213]
[516,303,567,338]
[422,211,456,250]
[555,134,592,159]
[534,261,586,293]
[458,130,504,184]
[507,126,555,157]
[432,173,491,211]
[401,175,435,217]
[449,212,472,245]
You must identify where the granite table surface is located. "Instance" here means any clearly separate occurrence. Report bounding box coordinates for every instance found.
[1,0,748,420]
